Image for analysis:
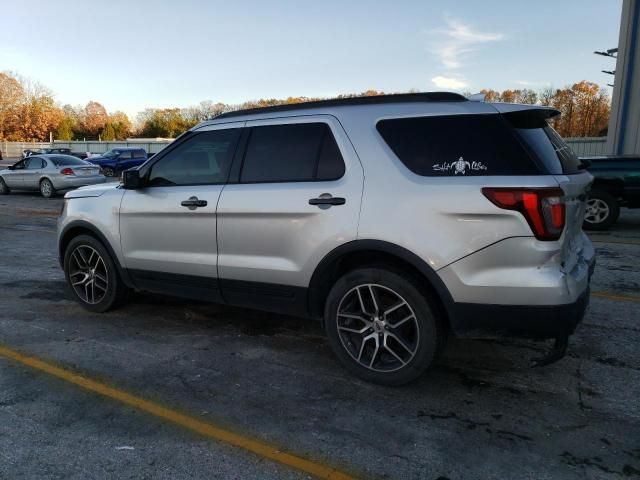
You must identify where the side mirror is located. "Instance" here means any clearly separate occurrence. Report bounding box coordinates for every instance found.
[122,169,142,189]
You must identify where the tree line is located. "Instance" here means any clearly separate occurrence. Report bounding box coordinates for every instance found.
[0,71,610,142]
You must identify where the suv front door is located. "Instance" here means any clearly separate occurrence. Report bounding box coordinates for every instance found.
[216,116,364,314]
[119,124,243,300]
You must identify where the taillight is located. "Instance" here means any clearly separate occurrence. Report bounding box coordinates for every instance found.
[482,187,565,241]
[60,168,74,176]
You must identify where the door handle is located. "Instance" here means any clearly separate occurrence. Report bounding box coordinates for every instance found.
[309,194,346,207]
[181,196,208,210]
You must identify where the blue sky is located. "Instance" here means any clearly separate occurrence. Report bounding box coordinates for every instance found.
[0,0,622,119]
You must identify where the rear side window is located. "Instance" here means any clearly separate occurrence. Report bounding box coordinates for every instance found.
[133,150,146,159]
[119,151,133,159]
[376,114,539,176]
[240,123,345,183]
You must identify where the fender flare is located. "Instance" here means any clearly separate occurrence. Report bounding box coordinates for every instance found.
[307,239,454,320]
[58,220,135,288]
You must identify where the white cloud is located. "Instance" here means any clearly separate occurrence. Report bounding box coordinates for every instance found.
[431,76,467,90]
[430,17,504,70]
[515,80,551,87]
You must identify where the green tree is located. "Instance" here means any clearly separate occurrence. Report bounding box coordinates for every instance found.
[102,122,116,141]
[55,115,75,140]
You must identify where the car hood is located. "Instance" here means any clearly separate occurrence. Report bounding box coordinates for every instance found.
[87,156,109,163]
[64,182,120,199]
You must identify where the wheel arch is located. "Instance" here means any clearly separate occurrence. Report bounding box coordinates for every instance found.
[58,220,134,288]
[307,240,454,327]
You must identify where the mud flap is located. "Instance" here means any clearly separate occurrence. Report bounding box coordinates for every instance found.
[531,334,569,367]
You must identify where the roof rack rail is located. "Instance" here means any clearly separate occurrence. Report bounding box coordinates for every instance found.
[213,92,467,119]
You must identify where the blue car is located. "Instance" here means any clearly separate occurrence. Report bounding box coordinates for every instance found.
[88,148,148,177]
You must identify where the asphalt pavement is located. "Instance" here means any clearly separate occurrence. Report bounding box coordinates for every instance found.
[0,192,639,479]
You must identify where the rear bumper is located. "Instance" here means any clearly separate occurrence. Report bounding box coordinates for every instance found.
[52,175,106,190]
[450,285,591,339]
[443,240,596,340]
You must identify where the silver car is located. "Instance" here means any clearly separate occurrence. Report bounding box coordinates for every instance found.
[0,155,105,198]
[57,93,595,385]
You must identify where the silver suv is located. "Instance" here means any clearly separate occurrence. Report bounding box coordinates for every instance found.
[57,93,595,385]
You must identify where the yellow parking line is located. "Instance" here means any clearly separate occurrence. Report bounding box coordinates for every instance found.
[0,345,356,480]
[590,238,640,246]
[591,291,640,303]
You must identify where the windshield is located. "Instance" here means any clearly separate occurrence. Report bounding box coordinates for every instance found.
[504,110,581,175]
[102,150,119,159]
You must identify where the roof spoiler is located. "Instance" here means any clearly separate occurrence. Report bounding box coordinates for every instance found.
[467,92,486,102]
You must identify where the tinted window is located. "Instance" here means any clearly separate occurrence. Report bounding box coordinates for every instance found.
[50,155,89,166]
[376,114,539,176]
[132,150,146,159]
[25,157,44,169]
[241,123,344,183]
[118,151,133,160]
[506,111,581,174]
[148,129,240,186]
[317,129,346,180]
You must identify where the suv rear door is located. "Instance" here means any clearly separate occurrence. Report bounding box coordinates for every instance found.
[216,116,363,314]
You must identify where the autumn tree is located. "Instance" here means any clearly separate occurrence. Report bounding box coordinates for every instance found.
[81,101,108,138]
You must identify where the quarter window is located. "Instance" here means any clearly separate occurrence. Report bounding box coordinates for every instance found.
[240,123,345,183]
[376,114,539,176]
[148,129,240,186]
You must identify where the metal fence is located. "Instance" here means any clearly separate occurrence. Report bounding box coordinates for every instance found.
[0,140,172,159]
[564,137,608,157]
[1,137,609,160]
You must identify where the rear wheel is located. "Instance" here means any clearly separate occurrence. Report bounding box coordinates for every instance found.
[324,267,441,385]
[0,177,9,195]
[63,234,129,312]
[583,190,620,231]
[40,178,55,198]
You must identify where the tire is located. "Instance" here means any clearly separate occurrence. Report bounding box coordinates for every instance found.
[0,177,10,195]
[63,234,129,312]
[102,167,115,177]
[39,178,55,198]
[324,267,441,386]
[583,190,620,231]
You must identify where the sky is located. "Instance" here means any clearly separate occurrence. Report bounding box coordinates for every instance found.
[0,0,623,120]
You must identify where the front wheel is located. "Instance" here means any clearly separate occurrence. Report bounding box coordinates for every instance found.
[102,167,115,177]
[324,268,441,386]
[63,234,129,312]
[583,190,620,231]
[0,177,10,195]
[40,178,55,198]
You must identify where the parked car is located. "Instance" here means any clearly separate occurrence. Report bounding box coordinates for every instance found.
[0,155,105,197]
[57,93,595,385]
[87,148,148,176]
[582,154,640,230]
[22,147,73,159]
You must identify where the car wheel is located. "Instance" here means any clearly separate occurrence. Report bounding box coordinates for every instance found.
[324,267,441,386]
[39,178,55,198]
[102,167,115,177]
[583,190,620,231]
[63,234,129,312]
[0,177,10,195]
